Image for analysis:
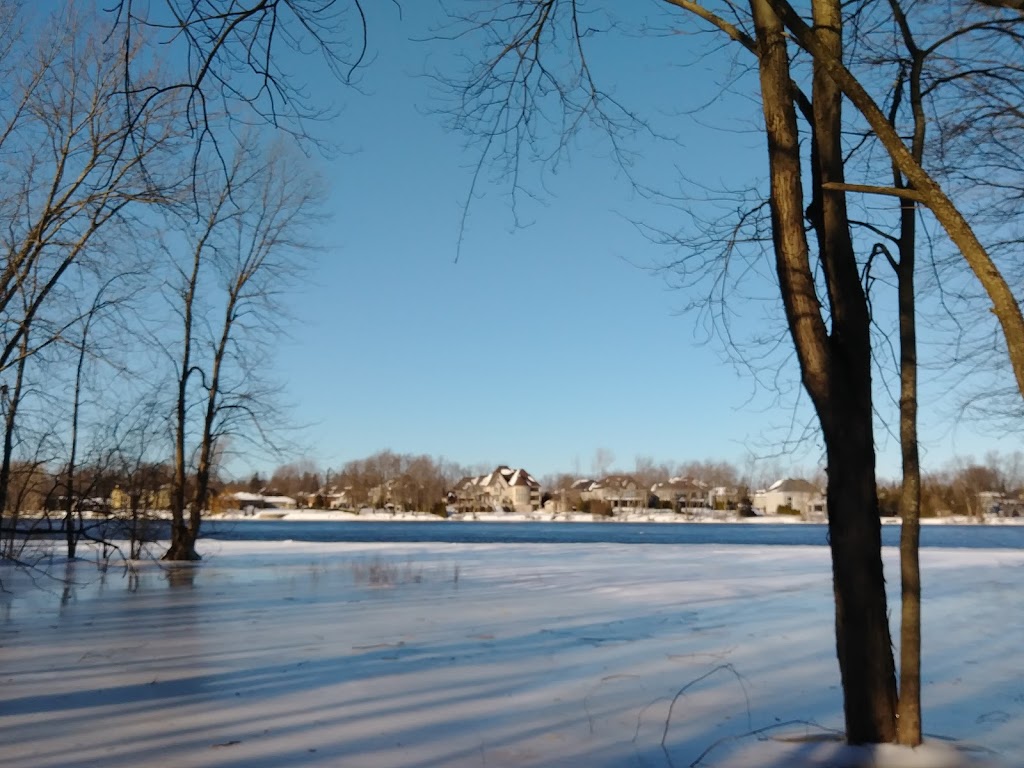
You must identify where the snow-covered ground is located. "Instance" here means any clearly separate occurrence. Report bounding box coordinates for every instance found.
[2,542,1021,767]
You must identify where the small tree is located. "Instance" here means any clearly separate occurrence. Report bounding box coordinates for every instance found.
[162,140,322,561]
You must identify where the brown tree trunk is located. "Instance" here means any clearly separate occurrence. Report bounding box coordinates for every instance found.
[164,226,211,563]
[0,332,30,557]
[824,386,898,744]
[64,314,94,561]
[812,0,898,743]
[892,32,926,745]
[769,0,1024,402]
[750,0,897,742]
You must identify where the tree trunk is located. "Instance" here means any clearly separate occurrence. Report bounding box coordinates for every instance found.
[893,43,925,744]
[750,0,898,742]
[64,317,92,561]
[824,384,898,744]
[0,332,30,558]
[163,531,201,561]
[811,0,899,741]
[164,237,205,563]
[769,0,1024,402]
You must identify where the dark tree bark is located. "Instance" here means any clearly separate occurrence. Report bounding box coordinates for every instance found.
[164,222,209,563]
[750,0,897,742]
[895,198,923,746]
[885,5,928,741]
[0,331,29,556]
[768,0,1024,404]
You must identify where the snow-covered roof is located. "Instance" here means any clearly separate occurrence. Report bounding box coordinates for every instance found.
[455,466,538,493]
[595,474,638,490]
[654,478,705,493]
[230,491,264,502]
[767,478,820,493]
[263,495,297,505]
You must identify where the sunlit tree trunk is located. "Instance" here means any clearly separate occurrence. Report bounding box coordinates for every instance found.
[751,0,898,742]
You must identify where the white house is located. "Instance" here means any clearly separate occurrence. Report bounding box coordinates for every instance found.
[753,478,826,517]
[228,491,298,510]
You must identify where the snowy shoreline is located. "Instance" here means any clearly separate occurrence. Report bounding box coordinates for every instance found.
[214,508,1024,526]
[3,540,1021,767]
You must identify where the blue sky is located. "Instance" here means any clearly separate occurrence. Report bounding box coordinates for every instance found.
[257,2,1019,482]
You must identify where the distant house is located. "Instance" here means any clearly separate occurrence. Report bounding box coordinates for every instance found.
[584,475,644,509]
[449,465,541,513]
[978,491,1023,518]
[262,495,298,509]
[708,485,741,510]
[110,485,171,512]
[543,478,594,513]
[651,477,708,511]
[229,491,267,510]
[226,491,297,510]
[326,488,353,510]
[753,478,826,517]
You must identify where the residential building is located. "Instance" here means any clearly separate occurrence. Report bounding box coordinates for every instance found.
[227,491,297,510]
[584,474,644,509]
[753,478,826,517]
[651,476,708,511]
[708,485,742,510]
[110,485,172,512]
[449,465,541,513]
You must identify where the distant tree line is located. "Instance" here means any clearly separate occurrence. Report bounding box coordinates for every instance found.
[233,449,1024,517]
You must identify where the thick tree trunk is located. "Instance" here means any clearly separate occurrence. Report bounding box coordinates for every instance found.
[824,386,898,744]
[163,531,201,561]
[813,0,898,742]
[769,0,1024,402]
[750,0,898,742]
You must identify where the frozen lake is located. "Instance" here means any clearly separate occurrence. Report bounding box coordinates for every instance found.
[2,540,1021,767]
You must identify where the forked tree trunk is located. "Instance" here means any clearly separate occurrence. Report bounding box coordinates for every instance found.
[769,0,1024,403]
[750,0,898,742]
[812,0,898,741]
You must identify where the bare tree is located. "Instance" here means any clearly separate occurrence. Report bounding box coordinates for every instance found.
[109,0,371,162]
[0,8,181,377]
[591,447,615,477]
[161,140,322,561]
[0,6,183,550]
[764,0,1024,403]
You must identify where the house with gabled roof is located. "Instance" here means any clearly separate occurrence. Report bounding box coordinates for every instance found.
[753,477,826,517]
[584,474,644,509]
[449,465,541,514]
[651,476,708,511]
